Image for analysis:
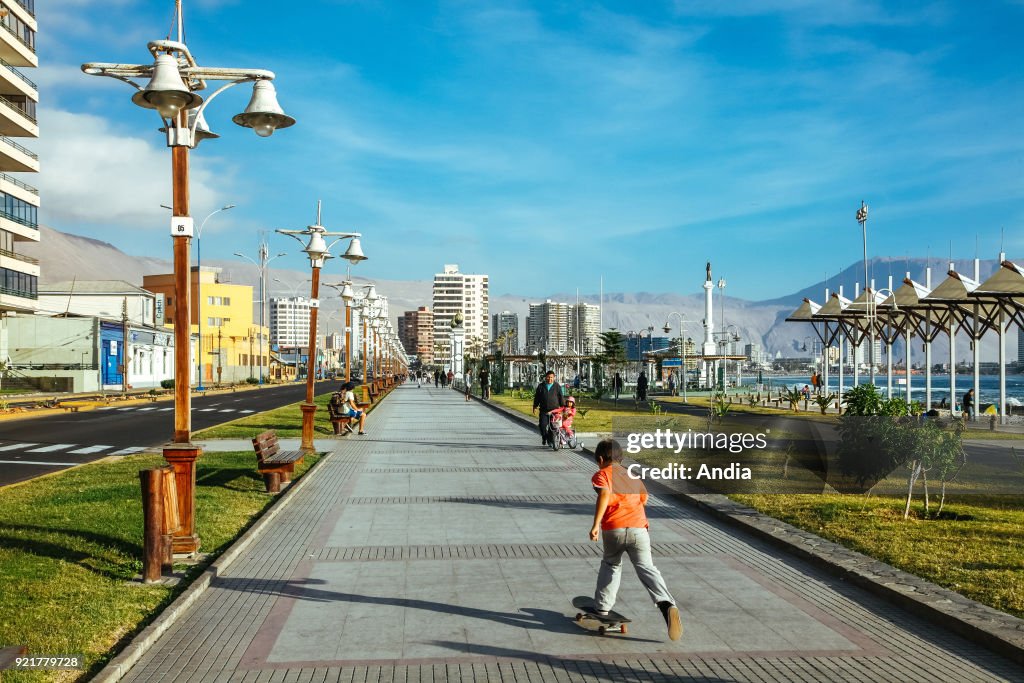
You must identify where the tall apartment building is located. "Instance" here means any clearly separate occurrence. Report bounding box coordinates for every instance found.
[399,306,434,364]
[432,264,489,361]
[527,300,570,352]
[525,301,601,354]
[569,303,600,354]
[0,0,40,359]
[268,297,311,349]
[491,311,518,352]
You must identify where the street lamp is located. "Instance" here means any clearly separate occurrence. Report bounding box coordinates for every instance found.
[277,201,366,454]
[82,1,295,557]
[324,280,362,382]
[857,200,876,385]
[234,241,287,385]
[180,203,235,390]
[663,312,690,403]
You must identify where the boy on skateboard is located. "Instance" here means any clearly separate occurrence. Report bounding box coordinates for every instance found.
[588,438,683,640]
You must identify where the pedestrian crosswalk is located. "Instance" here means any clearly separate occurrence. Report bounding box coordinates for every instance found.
[0,442,152,461]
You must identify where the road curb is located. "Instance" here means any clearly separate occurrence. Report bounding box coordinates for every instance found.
[475,393,1024,667]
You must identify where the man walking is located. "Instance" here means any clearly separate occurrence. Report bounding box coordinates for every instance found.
[532,370,565,447]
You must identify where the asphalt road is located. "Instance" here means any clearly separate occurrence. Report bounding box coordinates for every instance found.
[0,383,330,487]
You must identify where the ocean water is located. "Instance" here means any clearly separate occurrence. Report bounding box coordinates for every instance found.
[747,373,1024,407]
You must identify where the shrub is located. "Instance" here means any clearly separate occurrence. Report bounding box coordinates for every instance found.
[160,379,174,389]
[245,377,259,385]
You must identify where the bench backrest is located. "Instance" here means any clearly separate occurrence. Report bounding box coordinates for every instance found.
[252,430,281,463]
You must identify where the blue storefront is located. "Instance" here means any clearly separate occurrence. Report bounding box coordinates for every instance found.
[100,321,124,388]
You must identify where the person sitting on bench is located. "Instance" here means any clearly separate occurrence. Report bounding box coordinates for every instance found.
[341,381,367,435]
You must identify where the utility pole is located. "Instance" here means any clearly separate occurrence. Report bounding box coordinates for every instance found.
[249,330,254,378]
[217,327,223,386]
[122,297,130,393]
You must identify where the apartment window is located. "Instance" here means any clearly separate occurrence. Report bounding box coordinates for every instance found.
[0,267,36,298]
[2,12,35,50]
[0,192,37,228]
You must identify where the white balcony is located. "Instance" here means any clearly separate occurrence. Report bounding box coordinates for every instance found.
[0,213,38,242]
[0,24,35,68]
[0,171,36,205]
[0,96,36,137]
[0,134,37,172]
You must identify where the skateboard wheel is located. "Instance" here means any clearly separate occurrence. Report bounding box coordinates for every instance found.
[575,613,584,621]
[598,626,607,636]
[620,624,628,634]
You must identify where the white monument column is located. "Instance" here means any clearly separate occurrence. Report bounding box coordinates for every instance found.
[703,262,716,389]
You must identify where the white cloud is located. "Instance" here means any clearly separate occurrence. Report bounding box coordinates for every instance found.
[36,108,234,230]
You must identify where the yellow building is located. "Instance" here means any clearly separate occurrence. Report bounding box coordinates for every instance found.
[143,267,270,384]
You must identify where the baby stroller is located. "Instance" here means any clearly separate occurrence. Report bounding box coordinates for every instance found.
[547,396,580,451]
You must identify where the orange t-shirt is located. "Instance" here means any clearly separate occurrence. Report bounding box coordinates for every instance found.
[592,464,649,530]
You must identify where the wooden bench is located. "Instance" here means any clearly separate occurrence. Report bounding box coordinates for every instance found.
[251,430,304,493]
[327,396,355,436]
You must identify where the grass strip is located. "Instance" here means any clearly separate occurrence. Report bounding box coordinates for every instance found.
[0,449,319,682]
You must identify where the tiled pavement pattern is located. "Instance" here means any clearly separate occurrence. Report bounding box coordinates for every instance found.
[120,384,1024,683]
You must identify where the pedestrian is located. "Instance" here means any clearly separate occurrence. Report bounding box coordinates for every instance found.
[636,371,648,402]
[532,370,564,447]
[447,369,454,387]
[962,388,974,420]
[434,369,440,388]
[587,438,682,641]
[478,366,490,400]
[464,370,473,401]
[327,388,352,435]
[810,371,819,395]
[667,372,676,397]
[802,384,810,400]
[612,372,623,403]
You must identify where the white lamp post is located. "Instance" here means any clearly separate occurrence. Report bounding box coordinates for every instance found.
[276,202,365,453]
[663,312,691,403]
[82,0,295,558]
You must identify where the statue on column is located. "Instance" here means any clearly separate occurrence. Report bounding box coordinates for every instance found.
[706,261,712,282]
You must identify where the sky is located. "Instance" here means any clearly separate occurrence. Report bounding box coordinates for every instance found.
[34,0,1024,301]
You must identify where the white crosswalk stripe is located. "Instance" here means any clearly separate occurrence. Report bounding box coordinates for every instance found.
[117,407,136,411]
[240,409,255,413]
[68,445,114,455]
[0,442,37,451]
[159,407,173,411]
[219,409,235,412]
[27,444,76,453]
[137,407,157,411]
[0,459,79,466]
[198,408,217,412]
[109,447,146,456]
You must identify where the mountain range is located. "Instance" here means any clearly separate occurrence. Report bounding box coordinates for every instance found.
[24,226,1016,360]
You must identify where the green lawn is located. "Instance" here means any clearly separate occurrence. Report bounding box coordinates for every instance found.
[732,493,1024,619]
[0,449,319,682]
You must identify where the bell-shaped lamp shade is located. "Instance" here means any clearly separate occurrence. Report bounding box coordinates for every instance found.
[132,54,202,119]
[232,80,296,138]
[365,284,378,303]
[342,237,367,263]
[303,231,328,263]
[663,324,671,334]
[341,283,355,302]
[191,109,219,144]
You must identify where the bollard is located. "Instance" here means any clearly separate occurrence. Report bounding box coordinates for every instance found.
[160,466,180,574]
[139,468,164,583]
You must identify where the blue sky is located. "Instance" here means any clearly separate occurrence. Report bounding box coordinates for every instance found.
[36,0,1024,301]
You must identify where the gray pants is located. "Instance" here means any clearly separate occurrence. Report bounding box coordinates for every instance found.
[594,527,674,612]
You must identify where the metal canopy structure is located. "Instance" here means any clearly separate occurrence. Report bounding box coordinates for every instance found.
[787,257,1024,424]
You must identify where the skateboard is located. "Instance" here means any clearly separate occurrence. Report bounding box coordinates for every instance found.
[571,595,631,635]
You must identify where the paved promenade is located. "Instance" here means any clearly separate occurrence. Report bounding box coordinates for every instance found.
[119,384,1023,682]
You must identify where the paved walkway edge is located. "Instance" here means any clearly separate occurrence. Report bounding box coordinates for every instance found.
[476,394,1024,667]
[91,434,342,682]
